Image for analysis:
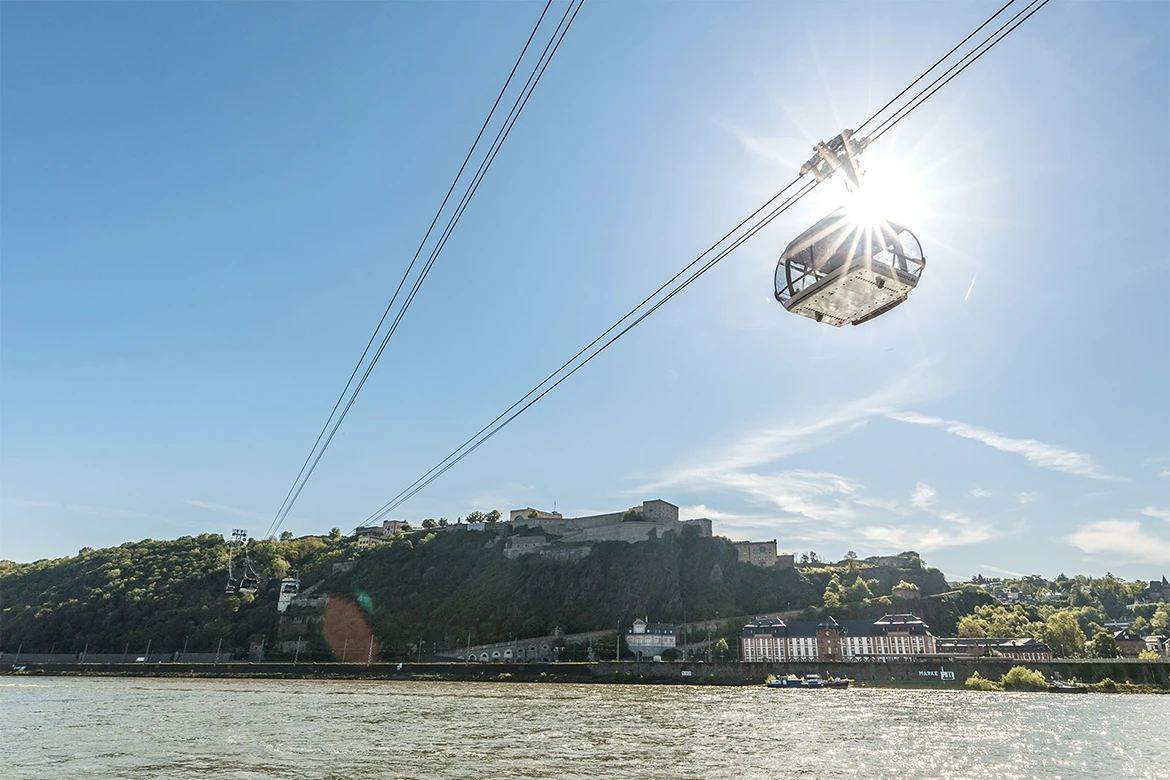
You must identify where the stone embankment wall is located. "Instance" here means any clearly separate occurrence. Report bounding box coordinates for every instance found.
[6,659,1168,686]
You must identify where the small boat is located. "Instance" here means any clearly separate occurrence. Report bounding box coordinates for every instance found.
[1047,681,1088,694]
[766,674,850,690]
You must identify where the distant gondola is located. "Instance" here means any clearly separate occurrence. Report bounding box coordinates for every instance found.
[774,206,925,327]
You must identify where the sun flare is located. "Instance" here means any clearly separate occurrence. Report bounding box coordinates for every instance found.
[843,155,926,228]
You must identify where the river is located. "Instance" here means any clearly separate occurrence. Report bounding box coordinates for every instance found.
[2,677,1167,778]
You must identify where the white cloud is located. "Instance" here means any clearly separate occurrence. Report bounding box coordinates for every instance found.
[1143,507,1170,522]
[911,482,936,509]
[1066,519,1170,564]
[860,522,994,552]
[1017,492,1040,505]
[970,488,992,498]
[1161,469,1170,478]
[887,411,1116,480]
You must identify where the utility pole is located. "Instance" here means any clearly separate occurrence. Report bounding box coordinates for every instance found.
[368,636,375,665]
[181,635,189,660]
[616,623,621,662]
[294,638,302,665]
[145,639,151,661]
[215,638,223,664]
[82,642,89,663]
[342,636,349,663]
[258,637,265,663]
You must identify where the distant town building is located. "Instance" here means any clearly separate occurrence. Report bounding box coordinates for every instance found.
[740,614,936,662]
[1144,635,1169,658]
[936,637,1053,661]
[625,617,677,660]
[1136,577,1170,605]
[732,540,779,567]
[354,519,410,548]
[1113,628,1148,658]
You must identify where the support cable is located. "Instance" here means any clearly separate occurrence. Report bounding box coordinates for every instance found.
[265,0,579,538]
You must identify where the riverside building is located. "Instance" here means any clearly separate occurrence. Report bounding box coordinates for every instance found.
[740,614,937,662]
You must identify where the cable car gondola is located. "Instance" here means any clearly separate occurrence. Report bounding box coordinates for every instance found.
[774,207,925,327]
[777,128,925,327]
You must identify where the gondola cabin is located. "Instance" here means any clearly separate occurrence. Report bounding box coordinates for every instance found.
[775,207,925,327]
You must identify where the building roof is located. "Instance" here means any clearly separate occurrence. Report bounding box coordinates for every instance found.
[741,614,932,638]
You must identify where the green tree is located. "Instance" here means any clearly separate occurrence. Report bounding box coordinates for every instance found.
[329,528,342,540]
[845,577,873,603]
[438,518,449,527]
[485,510,501,523]
[958,616,986,638]
[1131,615,1149,634]
[1151,605,1170,635]
[280,531,293,542]
[1089,630,1121,659]
[1000,665,1048,691]
[823,574,844,609]
[714,637,728,660]
[465,511,486,524]
[1040,611,1085,658]
[1069,585,1095,608]
[421,519,437,530]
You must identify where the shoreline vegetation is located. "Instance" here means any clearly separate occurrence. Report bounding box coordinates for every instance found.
[6,661,1169,694]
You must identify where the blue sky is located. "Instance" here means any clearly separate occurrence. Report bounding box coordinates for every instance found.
[2,1,1167,581]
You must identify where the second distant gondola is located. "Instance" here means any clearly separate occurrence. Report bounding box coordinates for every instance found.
[774,207,925,327]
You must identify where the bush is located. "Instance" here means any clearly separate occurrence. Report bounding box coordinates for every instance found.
[964,671,1001,691]
[1096,677,1118,692]
[1000,666,1048,692]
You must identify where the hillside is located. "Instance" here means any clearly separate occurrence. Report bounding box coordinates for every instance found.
[1,525,957,660]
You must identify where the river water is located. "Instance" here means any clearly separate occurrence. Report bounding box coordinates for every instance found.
[2,677,1167,778]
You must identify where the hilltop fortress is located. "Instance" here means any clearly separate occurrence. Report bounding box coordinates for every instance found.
[504,499,711,556]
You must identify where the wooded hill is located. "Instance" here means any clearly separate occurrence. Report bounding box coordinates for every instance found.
[2,525,966,660]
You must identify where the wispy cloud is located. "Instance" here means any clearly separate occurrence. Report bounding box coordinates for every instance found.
[860,521,995,552]
[970,488,992,498]
[911,482,936,509]
[1143,507,1170,522]
[1066,519,1170,564]
[887,411,1116,480]
[1017,492,1040,505]
[644,379,933,494]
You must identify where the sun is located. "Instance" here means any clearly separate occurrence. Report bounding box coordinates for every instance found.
[842,154,927,228]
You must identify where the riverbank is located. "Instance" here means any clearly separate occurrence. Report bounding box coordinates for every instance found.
[6,658,1170,692]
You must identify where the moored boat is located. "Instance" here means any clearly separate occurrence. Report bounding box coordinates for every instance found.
[766,674,850,690]
[1047,681,1088,693]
